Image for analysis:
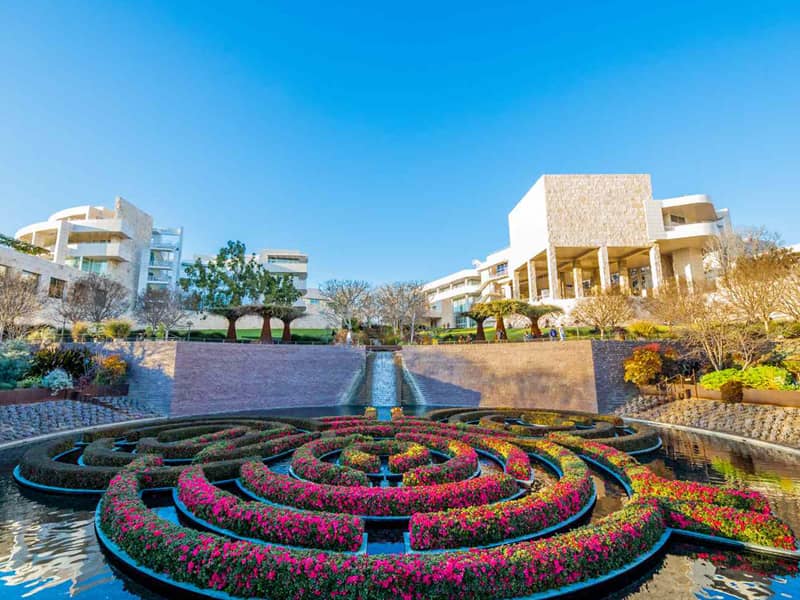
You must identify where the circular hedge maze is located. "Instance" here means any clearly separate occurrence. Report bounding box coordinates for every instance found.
[13,409,799,600]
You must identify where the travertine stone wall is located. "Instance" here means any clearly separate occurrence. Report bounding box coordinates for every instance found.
[590,340,641,413]
[543,175,653,247]
[401,342,599,411]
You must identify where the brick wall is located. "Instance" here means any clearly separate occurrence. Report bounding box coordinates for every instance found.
[401,342,599,411]
[590,340,641,413]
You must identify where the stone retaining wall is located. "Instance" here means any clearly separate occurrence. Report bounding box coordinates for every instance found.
[89,342,365,416]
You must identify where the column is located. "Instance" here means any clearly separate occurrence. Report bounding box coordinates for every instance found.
[512,270,521,300]
[597,245,611,290]
[618,260,630,293]
[546,245,560,299]
[649,244,663,292]
[527,260,538,302]
[572,264,584,298]
[53,221,70,264]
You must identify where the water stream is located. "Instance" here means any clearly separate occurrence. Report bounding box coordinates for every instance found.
[369,352,398,420]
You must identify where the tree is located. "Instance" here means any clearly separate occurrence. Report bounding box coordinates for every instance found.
[780,262,800,322]
[58,273,130,325]
[718,246,795,333]
[318,280,371,330]
[376,282,429,343]
[482,299,524,340]
[274,306,306,342]
[0,233,48,256]
[135,288,187,339]
[0,272,41,340]
[356,291,381,329]
[249,267,302,343]
[181,241,258,342]
[571,288,634,339]
[516,303,563,337]
[462,304,491,341]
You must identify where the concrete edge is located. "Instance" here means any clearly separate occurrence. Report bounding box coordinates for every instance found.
[398,352,426,406]
[624,417,800,457]
[338,356,367,405]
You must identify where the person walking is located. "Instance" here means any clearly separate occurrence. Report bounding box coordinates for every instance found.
[345,330,353,345]
[558,325,565,342]
[549,327,557,341]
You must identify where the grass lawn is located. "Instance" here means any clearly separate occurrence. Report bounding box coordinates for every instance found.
[427,325,600,342]
[176,328,333,342]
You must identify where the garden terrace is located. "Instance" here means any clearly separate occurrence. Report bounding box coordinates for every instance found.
[10,410,800,600]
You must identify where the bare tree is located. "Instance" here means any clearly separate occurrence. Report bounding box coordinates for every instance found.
[376,281,429,342]
[570,287,634,339]
[718,247,795,333]
[356,291,381,329]
[135,288,187,338]
[780,263,800,322]
[60,273,130,324]
[318,280,371,330]
[0,272,41,339]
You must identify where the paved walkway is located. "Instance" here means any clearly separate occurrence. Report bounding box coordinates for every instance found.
[0,397,161,443]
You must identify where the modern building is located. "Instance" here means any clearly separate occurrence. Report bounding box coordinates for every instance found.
[14,197,183,295]
[425,174,733,327]
[180,248,308,294]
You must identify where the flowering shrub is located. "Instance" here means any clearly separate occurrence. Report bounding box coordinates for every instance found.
[100,459,668,600]
[662,500,796,550]
[395,433,478,486]
[94,354,128,385]
[240,461,518,516]
[387,443,430,474]
[340,446,381,473]
[139,427,252,459]
[193,431,317,463]
[410,440,593,550]
[177,466,364,551]
[291,436,371,486]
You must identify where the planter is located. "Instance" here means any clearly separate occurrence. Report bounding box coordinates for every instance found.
[642,382,800,408]
[0,387,52,406]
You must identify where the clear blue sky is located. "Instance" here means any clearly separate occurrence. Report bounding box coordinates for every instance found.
[1,2,799,286]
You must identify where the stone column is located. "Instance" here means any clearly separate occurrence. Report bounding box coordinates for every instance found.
[512,270,521,300]
[649,244,663,292]
[572,265,584,298]
[597,245,611,290]
[527,260,538,302]
[617,260,630,293]
[546,245,560,299]
[53,221,70,264]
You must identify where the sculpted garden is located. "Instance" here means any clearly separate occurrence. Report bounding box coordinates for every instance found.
[10,408,799,599]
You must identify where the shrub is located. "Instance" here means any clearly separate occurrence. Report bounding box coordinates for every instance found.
[102,319,132,340]
[16,375,43,388]
[42,368,73,395]
[627,320,659,339]
[0,339,32,387]
[780,321,800,339]
[27,327,57,343]
[28,345,93,379]
[71,322,90,342]
[699,368,741,390]
[739,365,797,390]
[720,379,744,404]
[94,354,128,385]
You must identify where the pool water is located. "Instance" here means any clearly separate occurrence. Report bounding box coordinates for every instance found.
[1,419,799,600]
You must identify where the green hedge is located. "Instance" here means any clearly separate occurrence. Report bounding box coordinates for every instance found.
[700,366,798,391]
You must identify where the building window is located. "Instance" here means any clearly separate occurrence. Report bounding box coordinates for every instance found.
[495,263,508,276]
[48,277,66,299]
[669,214,687,225]
[268,256,303,263]
[81,258,108,274]
[21,270,40,287]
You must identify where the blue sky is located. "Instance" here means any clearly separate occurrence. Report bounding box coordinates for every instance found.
[1,2,799,286]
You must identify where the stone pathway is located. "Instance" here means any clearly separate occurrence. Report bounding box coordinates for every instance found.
[617,397,800,449]
[0,397,161,444]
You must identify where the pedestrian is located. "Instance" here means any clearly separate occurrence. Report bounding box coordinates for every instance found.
[549,327,557,341]
[345,330,353,345]
[558,325,565,341]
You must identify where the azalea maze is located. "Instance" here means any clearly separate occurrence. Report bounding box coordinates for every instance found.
[13,409,800,600]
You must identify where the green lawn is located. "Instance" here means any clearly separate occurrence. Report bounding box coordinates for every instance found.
[176,328,333,343]
[426,325,607,342]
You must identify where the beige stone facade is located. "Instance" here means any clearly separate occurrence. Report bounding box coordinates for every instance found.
[425,174,732,325]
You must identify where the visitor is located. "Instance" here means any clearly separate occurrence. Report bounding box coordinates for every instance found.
[558,325,565,341]
[549,327,557,341]
[345,330,352,345]
[523,332,532,342]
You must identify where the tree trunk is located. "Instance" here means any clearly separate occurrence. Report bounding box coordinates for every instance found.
[496,316,507,340]
[226,316,238,342]
[475,319,485,341]
[281,319,292,342]
[260,312,273,344]
[530,319,542,337]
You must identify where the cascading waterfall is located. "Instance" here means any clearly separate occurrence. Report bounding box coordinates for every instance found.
[369,352,398,421]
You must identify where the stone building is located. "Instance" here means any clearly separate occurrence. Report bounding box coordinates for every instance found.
[425,174,732,327]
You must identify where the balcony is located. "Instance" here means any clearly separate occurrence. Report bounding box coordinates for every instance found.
[662,221,721,240]
[66,241,134,262]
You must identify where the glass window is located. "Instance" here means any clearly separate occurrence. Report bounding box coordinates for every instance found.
[670,214,687,225]
[21,270,40,287]
[81,258,108,274]
[48,277,66,299]
[495,263,508,276]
